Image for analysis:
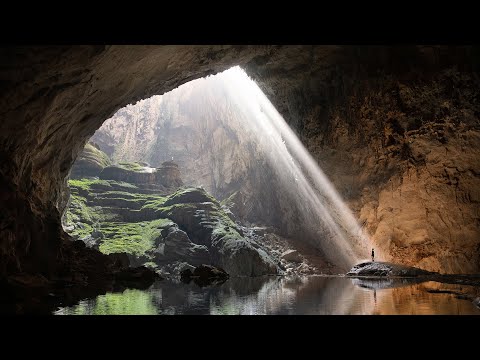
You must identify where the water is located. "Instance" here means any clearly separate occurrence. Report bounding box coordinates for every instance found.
[54,276,480,315]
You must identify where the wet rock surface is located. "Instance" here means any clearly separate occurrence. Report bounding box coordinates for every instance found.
[180,264,229,287]
[347,261,436,277]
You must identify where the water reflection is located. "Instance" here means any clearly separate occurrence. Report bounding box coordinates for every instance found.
[55,276,480,315]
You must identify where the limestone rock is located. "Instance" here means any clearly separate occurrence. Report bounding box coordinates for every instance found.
[70,142,111,178]
[181,264,229,287]
[346,261,436,277]
[162,227,210,266]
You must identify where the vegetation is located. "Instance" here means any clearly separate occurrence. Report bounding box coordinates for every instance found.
[117,162,149,172]
[164,186,219,206]
[68,178,138,194]
[82,143,111,168]
[65,194,98,238]
[99,218,173,256]
[65,177,243,266]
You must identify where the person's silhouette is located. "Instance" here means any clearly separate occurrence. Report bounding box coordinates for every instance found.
[371,248,375,262]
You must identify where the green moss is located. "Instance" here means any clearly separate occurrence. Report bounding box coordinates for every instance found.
[81,143,111,168]
[164,186,219,206]
[68,178,112,192]
[68,179,140,199]
[64,193,99,238]
[65,177,241,261]
[102,191,161,200]
[141,197,168,211]
[98,218,173,256]
[117,162,148,172]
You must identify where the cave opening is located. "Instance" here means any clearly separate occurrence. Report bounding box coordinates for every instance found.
[3,45,480,315]
[63,66,370,279]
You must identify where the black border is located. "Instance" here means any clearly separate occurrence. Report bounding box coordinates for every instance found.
[3,5,479,44]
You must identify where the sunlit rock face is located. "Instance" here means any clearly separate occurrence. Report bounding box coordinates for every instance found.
[244,46,480,273]
[89,75,296,234]
[0,45,479,282]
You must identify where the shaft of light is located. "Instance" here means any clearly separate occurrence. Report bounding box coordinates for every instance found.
[219,66,371,269]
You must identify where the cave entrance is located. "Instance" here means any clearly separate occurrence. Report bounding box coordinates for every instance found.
[63,66,369,277]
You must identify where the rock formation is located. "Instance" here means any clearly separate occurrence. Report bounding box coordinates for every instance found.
[346,261,436,277]
[64,145,279,277]
[1,45,479,303]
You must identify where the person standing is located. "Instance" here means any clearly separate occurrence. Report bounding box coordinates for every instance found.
[371,248,375,262]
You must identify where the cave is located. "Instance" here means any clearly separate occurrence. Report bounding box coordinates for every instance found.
[1,45,480,315]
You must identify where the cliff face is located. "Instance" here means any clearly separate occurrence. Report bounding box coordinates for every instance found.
[90,73,295,234]
[91,76,256,200]
[245,46,480,273]
[91,49,480,273]
[1,45,479,284]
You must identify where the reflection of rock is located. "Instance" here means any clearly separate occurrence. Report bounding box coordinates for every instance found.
[351,277,427,290]
[281,249,302,263]
[347,262,436,277]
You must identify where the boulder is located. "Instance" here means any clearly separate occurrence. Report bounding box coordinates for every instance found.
[346,262,437,277]
[114,266,162,288]
[70,142,111,178]
[194,264,228,278]
[211,233,279,276]
[163,227,210,266]
[181,264,229,287]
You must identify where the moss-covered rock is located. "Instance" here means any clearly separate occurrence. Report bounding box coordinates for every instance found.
[64,179,279,276]
[70,142,111,178]
[99,161,183,189]
[99,219,173,257]
[163,187,219,207]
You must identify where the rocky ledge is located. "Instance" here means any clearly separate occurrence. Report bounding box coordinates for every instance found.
[346,261,436,277]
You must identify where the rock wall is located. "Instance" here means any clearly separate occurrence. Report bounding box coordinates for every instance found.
[245,46,480,273]
[90,75,259,200]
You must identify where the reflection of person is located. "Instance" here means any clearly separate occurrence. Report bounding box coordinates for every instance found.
[371,248,375,262]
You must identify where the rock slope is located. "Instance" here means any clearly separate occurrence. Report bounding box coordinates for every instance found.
[64,146,279,277]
